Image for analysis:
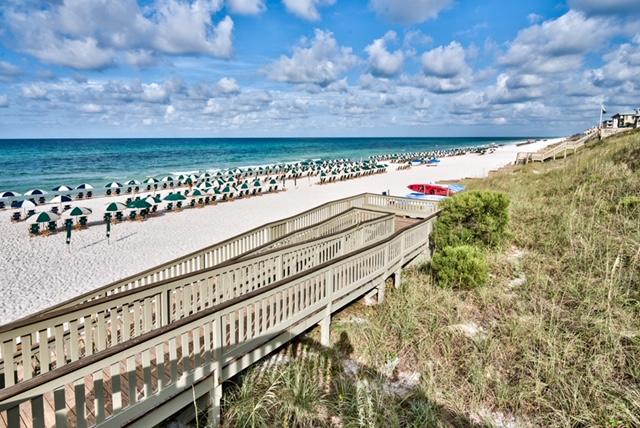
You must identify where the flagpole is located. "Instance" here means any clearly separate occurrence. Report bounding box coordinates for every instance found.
[599,105,603,129]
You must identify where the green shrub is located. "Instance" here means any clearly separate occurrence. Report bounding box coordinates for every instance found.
[431,245,488,289]
[432,190,509,249]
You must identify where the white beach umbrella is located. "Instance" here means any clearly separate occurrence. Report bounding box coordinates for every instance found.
[24,189,48,196]
[126,179,141,186]
[144,177,160,184]
[161,176,174,182]
[49,195,73,204]
[76,183,94,190]
[51,185,72,193]
[0,191,21,199]
[12,199,37,210]
[104,182,123,189]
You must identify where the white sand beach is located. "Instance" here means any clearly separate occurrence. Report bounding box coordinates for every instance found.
[0,138,561,324]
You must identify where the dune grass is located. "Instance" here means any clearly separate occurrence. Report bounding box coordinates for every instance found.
[220,130,640,427]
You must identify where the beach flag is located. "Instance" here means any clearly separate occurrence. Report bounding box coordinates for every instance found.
[601,104,606,114]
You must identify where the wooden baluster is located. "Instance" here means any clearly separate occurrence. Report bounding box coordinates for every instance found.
[142,348,152,398]
[39,329,50,374]
[54,385,68,428]
[31,394,46,428]
[54,324,65,369]
[111,363,122,414]
[21,334,32,381]
[94,370,105,424]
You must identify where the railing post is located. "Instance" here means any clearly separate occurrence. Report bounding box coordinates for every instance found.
[320,269,333,347]
[209,315,224,426]
[393,270,402,289]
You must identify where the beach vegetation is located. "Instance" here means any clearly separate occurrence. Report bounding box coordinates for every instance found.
[431,245,488,289]
[432,190,509,250]
[221,130,640,427]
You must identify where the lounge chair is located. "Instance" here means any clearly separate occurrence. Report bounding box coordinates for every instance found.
[106,189,112,196]
[29,223,40,236]
[190,199,196,208]
[27,209,36,217]
[177,201,183,210]
[0,202,6,210]
[126,187,132,194]
[151,205,158,213]
[103,213,112,222]
[38,197,45,204]
[166,203,174,211]
[51,206,59,214]
[129,211,137,221]
[126,197,132,205]
[76,192,84,199]
[63,205,71,211]
[47,222,57,233]
[87,191,93,198]
[116,212,124,222]
[79,216,88,227]
[64,218,73,228]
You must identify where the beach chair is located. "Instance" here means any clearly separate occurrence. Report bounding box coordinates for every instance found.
[204,197,211,205]
[87,191,93,198]
[126,197,132,205]
[151,205,158,213]
[103,213,112,222]
[166,203,174,211]
[63,204,71,211]
[140,210,147,221]
[129,211,137,221]
[29,223,40,236]
[134,186,140,193]
[116,212,124,222]
[65,218,73,227]
[190,199,196,208]
[0,202,6,210]
[106,189,112,196]
[76,192,84,199]
[177,201,183,210]
[27,209,36,217]
[38,197,45,204]
[79,216,88,227]
[47,222,57,233]
[126,187,132,194]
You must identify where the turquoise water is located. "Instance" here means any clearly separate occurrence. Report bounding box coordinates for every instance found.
[0,137,530,193]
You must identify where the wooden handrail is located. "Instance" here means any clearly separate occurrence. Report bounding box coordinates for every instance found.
[0,210,438,415]
[0,212,397,387]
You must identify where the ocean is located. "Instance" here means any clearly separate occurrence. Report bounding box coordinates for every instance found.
[0,137,530,193]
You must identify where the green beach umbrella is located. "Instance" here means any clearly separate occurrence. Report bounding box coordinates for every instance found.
[105,202,127,212]
[127,199,152,209]
[30,211,60,223]
[190,189,205,197]
[68,206,92,217]
[164,193,187,201]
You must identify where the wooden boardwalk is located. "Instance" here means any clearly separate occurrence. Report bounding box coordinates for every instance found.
[0,194,439,427]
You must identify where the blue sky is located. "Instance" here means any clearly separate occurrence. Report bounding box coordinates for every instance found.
[0,0,639,138]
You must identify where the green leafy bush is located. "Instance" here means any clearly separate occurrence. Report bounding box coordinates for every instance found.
[431,245,488,289]
[432,190,509,249]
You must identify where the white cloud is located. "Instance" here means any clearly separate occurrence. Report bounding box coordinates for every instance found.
[499,11,613,73]
[217,77,240,94]
[282,0,335,21]
[79,103,104,113]
[141,83,170,103]
[3,0,234,70]
[203,98,223,113]
[527,13,543,24]
[0,95,8,108]
[590,35,640,89]
[0,61,21,77]
[486,73,543,104]
[421,41,469,78]
[370,0,452,25]
[165,104,177,120]
[22,84,49,100]
[365,31,404,77]
[227,0,266,14]
[266,29,359,86]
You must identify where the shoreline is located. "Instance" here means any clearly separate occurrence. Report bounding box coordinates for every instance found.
[0,137,543,194]
[0,137,562,324]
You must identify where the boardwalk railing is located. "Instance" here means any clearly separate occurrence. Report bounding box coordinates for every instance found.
[31,194,436,316]
[0,212,396,389]
[516,131,597,164]
[0,205,437,428]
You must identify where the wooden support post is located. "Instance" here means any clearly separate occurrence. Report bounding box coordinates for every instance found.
[393,269,402,289]
[319,304,331,347]
[377,281,385,304]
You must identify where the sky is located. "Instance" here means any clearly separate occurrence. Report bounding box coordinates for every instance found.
[0,0,639,138]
